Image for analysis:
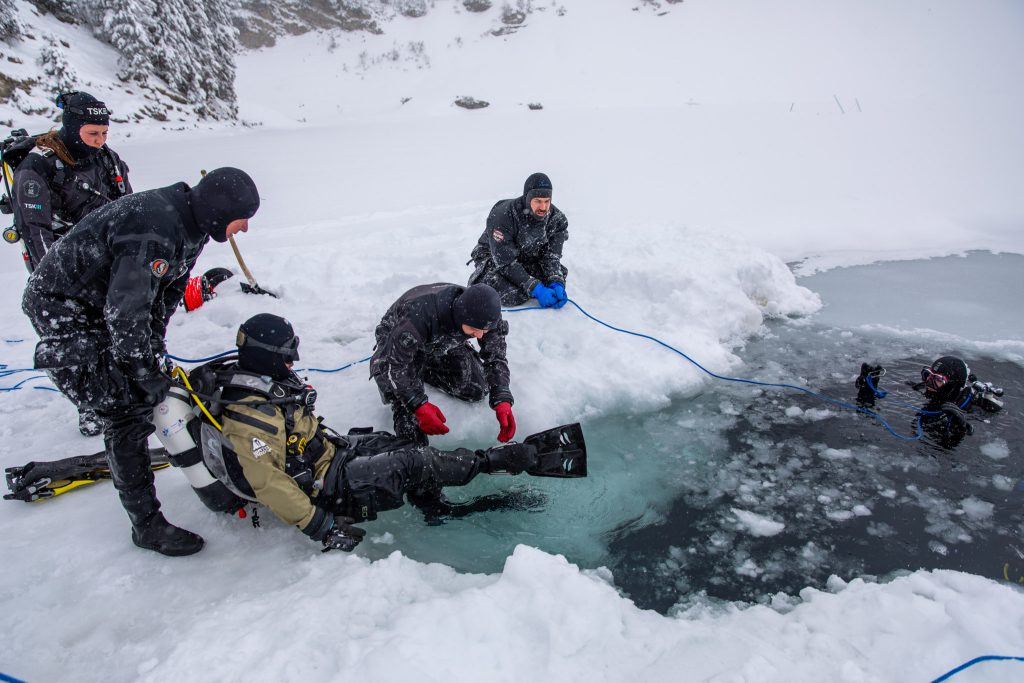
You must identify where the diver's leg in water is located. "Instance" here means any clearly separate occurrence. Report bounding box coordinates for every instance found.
[338,444,541,523]
[338,446,485,521]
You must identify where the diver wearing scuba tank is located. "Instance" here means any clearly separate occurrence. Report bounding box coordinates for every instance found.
[149,314,587,554]
[856,355,1006,448]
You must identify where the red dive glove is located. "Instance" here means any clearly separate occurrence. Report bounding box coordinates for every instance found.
[495,402,516,442]
[414,402,449,435]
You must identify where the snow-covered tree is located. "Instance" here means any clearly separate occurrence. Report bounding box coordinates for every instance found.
[0,0,20,42]
[94,0,156,84]
[37,34,78,93]
[148,0,238,119]
[89,0,238,119]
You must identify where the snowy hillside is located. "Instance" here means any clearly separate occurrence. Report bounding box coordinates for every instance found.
[2,1,1024,682]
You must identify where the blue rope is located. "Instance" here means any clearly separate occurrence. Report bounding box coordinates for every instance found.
[164,350,236,363]
[163,349,372,374]
[0,670,28,683]
[865,374,970,415]
[0,375,53,392]
[931,655,1024,683]
[296,356,372,374]
[0,297,983,443]
[558,298,928,440]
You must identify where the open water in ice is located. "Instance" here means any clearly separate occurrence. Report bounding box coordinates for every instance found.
[356,252,1023,613]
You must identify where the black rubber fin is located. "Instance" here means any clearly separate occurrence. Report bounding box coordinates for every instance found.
[523,422,587,478]
[4,449,170,502]
[202,267,234,289]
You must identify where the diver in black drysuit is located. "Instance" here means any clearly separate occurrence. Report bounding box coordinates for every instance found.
[21,168,261,556]
[857,355,1005,449]
[468,172,569,307]
[370,283,515,446]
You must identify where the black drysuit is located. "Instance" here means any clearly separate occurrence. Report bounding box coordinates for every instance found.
[22,183,209,528]
[370,283,513,441]
[468,196,569,305]
[12,143,131,270]
[213,367,492,528]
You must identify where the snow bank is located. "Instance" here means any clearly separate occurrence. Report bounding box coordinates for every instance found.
[5,544,1023,683]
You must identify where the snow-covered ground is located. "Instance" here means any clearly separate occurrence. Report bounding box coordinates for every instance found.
[2,1,1023,681]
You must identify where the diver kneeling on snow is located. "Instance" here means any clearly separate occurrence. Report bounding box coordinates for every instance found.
[149,314,586,553]
[467,172,570,308]
[371,283,516,447]
[856,355,1004,446]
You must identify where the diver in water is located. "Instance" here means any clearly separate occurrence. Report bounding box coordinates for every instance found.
[856,355,1004,448]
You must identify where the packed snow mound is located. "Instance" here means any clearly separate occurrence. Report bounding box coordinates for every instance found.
[6,544,1022,683]
[149,217,820,442]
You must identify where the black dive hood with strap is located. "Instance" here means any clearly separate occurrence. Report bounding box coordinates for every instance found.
[190,167,260,243]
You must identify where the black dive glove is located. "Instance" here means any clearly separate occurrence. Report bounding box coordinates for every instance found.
[321,516,367,553]
[940,403,974,435]
[127,362,172,406]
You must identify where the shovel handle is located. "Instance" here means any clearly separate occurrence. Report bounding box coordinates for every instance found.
[228,235,258,287]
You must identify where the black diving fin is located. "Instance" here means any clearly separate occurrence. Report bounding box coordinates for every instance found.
[4,449,170,502]
[523,422,587,478]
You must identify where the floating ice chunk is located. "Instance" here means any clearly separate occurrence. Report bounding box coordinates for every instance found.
[852,505,872,517]
[371,532,396,545]
[820,448,853,460]
[866,522,896,537]
[929,541,949,556]
[719,400,740,416]
[731,508,785,536]
[826,510,854,522]
[784,406,803,417]
[802,408,835,421]
[735,558,762,577]
[992,475,1014,491]
[980,439,1010,460]
[960,497,994,521]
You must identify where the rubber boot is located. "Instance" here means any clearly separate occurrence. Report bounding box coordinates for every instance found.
[480,443,538,475]
[131,511,204,556]
[105,410,204,556]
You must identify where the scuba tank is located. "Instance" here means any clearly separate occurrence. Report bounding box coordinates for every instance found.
[151,385,247,514]
[0,129,33,273]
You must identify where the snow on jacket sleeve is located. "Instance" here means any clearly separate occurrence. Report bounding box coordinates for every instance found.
[480,319,513,407]
[486,202,539,295]
[539,208,569,285]
[371,319,430,410]
[103,225,178,368]
[150,243,203,342]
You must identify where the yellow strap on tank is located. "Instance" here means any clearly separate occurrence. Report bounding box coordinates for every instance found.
[172,366,222,431]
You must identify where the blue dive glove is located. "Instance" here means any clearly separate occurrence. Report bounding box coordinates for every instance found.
[531,283,559,308]
[549,282,567,309]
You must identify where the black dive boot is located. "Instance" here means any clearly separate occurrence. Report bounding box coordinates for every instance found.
[481,443,539,474]
[106,414,204,556]
[131,510,205,557]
